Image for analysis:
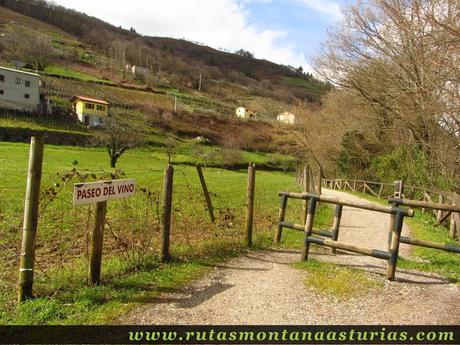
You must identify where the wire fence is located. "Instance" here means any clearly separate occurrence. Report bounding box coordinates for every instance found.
[0,163,303,296]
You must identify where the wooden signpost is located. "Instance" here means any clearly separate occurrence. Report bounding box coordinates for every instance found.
[73,179,136,284]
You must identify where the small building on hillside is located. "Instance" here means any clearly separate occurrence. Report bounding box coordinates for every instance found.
[235,106,257,120]
[0,66,40,112]
[276,111,297,125]
[71,95,109,127]
[125,64,150,78]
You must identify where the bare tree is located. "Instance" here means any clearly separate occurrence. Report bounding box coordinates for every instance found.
[93,118,147,168]
[314,0,460,188]
[3,30,56,71]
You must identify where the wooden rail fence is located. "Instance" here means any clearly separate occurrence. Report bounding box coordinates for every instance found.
[322,178,460,241]
[275,192,415,280]
[276,191,460,280]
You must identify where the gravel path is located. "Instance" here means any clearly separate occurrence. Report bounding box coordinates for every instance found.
[121,189,460,325]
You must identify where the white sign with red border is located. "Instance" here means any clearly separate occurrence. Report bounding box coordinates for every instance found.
[73,179,136,206]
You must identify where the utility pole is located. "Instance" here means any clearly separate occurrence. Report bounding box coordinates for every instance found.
[198,73,202,91]
[174,95,177,112]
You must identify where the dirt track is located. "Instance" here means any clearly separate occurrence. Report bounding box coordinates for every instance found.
[121,189,460,325]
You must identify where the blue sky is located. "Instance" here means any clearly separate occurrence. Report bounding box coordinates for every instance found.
[53,0,353,72]
[241,0,351,64]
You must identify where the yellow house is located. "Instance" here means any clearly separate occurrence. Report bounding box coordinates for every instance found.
[72,95,109,127]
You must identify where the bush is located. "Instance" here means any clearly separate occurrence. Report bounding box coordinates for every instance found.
[369,146,457,191]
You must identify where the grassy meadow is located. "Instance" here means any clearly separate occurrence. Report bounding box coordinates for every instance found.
[0,141,330,324]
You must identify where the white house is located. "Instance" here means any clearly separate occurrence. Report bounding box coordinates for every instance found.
[125,64,150,78]
[235,106,257,120]
[276,111,297,125]
[0,66,40,112]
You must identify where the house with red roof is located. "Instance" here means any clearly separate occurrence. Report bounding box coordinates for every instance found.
[71,95,109,127]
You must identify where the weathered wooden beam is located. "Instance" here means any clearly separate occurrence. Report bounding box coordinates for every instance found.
[400,236,460,253]
[438,211,451,224]
[378,184,384,198]
[302,165,309,224]
[306,236,390,260]
[279,221,333,238]
[161,164,174,262]
[196,165,215,223]
[365,184,379,197]
[387,212,404,280]
[301,197,318,261]
[89,201,107,285]
[450,212,458,240]
[388,197,460,213]
[245,163,256,247]
[345,180,353,191]
[281,192,414,216]
[18,136,44,302]
[436,194,445,223]
[330,204,343,254]
[274,194,288,243]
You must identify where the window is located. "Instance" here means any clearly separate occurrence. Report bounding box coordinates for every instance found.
[0,75,4,82]
[85,103,95,110]
[0,90,3,95]
[84,115,90,126]
[15,78,21,85]
[96,105,105,111]
[25,94,30,99]
[25,80,30,87]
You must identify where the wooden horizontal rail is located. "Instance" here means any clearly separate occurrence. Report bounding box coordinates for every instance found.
[389,198,460,213]
[400,236,460,253]
[279,192,414,217]
[279,222,333,238]
[306,236,391,260]
[323,178,452,199]
[323,178,393,187]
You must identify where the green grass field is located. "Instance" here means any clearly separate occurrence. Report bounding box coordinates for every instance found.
[0,115,89,135]
[0,141,328,324]
[43,66,114,85]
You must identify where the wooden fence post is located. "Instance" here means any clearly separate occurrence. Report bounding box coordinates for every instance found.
[450,212,458,240]
[308,166,315,193]
[330,204,343,254]
[301,197,318,261]
[275,194,288,243]
[196,165,215,223]
[437,194,444,223]
[245,163,256,247]
[88,201,107,285]
[18,136,44,302]
[161,165,174,262]
[302,165,309,224]
[318,166,323,195]
[386,211,404,280]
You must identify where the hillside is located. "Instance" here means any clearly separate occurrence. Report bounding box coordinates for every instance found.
[0,1,329,108]
[0,1,329,167]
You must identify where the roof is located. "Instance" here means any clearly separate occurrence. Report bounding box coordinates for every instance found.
[72,96,109,105]
[0,66,40,77]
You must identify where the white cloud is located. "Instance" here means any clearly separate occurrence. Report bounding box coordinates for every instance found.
[53,0,314,71]
[294,0,343,20]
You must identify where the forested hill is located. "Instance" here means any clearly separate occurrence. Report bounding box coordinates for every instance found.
[0,0,329,106]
